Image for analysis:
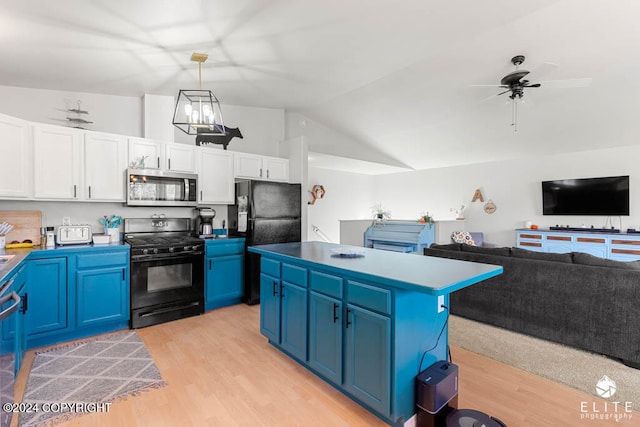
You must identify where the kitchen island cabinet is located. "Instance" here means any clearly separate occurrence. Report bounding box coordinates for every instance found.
[249,241,502,426]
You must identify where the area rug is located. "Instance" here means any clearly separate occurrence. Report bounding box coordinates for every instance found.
[448,315,640,405]
[19,330,166,427]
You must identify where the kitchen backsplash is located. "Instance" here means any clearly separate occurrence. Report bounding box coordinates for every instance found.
[0,200,229,233]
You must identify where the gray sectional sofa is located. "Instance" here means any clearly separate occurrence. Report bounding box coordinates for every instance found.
[424,243,640,368]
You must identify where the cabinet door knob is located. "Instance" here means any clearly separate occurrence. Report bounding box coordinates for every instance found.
[88,185,92,199]
[260,168,263,177]
[267,169,270,178]
[280,283,285,298]
[73,184,77,198]
[345,308,351,328]
[333,303,339,323]
[20,292,28,314]
[272,281,278,296]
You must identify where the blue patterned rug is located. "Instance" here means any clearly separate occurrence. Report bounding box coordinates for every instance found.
[20,330,166,427]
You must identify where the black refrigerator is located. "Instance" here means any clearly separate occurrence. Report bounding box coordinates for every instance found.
[229,180,301,305]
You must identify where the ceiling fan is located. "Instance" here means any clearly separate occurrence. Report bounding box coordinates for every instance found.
[475,55,592,131]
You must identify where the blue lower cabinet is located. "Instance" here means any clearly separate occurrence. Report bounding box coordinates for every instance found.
[344,304,391,416]
[308,291,342,384]
[260,272,281,343]
[204,238,245,311]
[279,281,307,361]
[26,257,67,337]
[76,266,128,327]
[205,255,243,310]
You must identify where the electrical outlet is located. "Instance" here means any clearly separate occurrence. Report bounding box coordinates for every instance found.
[437,295,445,313]
[62,216,71,226]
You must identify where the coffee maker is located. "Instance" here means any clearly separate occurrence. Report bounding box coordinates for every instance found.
[196,208,216,237]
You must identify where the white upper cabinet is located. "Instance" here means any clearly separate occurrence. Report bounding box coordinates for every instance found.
[33,123,83,200]
[196,147,234,205]
[0,113,32,198]
[84,131,127,201]
[234,152,289,182]
[165,143,196,173]
[128,137,164,170]
[128,137,196,173]
[263,156,289,181]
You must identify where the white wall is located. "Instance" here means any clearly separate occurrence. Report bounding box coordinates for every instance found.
[307,166,375,243]
[285,111,408,168]
[0,200,229,235]
[0,85,142,137]
[372,145,640,247]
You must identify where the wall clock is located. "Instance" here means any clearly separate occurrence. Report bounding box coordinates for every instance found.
[484,200,497,214]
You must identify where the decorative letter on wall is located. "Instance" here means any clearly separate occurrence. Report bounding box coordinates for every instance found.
[472,189,484,203]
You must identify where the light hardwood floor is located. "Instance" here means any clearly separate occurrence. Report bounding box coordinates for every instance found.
[13,304,637,426]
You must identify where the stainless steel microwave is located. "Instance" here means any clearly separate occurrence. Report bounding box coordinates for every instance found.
[126,168,198,207]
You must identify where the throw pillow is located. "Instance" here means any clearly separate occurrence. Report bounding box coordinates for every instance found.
[572,252,640,270]
[451,231,476,246]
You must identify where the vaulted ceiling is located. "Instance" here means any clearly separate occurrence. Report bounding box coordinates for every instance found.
[1,0,639,170]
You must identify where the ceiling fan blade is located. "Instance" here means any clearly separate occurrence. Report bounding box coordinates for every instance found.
[496,89,511,96]
[524,83,541,88]
[538,78,593,88]
[523,62,559,83]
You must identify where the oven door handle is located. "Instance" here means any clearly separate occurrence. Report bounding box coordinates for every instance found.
[0,292,20,322]
[131,251,204,263]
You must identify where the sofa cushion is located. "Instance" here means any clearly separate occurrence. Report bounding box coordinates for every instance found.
[429,243,461,251]
[510,247,573,263]
[451,231,476,246]
[572,251,640,270]
[460,244,511,257]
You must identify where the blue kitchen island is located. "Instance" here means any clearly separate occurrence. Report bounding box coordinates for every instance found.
[249,241,503,426]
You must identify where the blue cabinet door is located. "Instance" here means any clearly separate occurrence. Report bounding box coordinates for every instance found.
[308,291,342,384]
[205,255,243,310]
[260,273,280,343]
[26,258,67,337]
[344,304,391,416]
[76,266,128,327]
[280,281,307,361]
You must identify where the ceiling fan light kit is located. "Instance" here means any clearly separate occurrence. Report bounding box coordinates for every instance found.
[477,54,591,132]
[172,52,225,136]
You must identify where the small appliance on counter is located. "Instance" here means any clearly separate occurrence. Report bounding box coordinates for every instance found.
[196,207,216,238]
[56,225,92,246]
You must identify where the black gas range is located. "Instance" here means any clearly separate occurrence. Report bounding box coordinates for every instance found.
[124,218,204,329]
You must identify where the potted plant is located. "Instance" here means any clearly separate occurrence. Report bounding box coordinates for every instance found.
[371,203,391,220]
[418,212,435,227]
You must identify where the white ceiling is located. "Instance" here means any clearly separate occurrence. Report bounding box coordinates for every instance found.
[1,0,640,171]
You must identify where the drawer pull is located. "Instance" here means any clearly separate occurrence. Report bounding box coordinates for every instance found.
[547,236,571,241]
[520,242,542,247]
[520,234,542,239]
[612,239,640,246]
[577,237,605,244]
[611,248,640,255]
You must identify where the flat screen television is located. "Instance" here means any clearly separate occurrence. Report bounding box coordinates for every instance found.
[542,176,630,216]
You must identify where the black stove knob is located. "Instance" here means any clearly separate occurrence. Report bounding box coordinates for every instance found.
[153,248,159,254]
[169,247,175,253]
[192,245,199,251]
[142,249,149,255]
[184,246,190,251]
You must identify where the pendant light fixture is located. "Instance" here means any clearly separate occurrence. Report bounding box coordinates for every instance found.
[172,52,225,136]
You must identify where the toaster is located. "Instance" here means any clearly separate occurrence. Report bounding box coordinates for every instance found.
[57,225,92,245]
